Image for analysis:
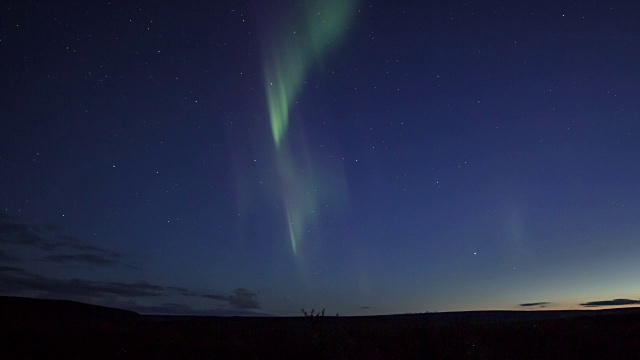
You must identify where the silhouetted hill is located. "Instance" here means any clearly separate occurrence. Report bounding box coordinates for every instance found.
[2,296,640,359]
[0,295,139,323]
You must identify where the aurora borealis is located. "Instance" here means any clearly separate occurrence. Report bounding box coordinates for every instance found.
[261,0,356,255]
[262,0,356,148]
[2,0,640,316]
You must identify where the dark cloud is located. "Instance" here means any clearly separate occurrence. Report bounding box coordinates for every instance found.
[580,299,640,307]
[0,250,18,261]
[202,308,267,316]
[0,219,45,246]
[127,302,266,316]
[202,294,227,301]
[0,215,123,265]
[0,266,164,298]
[0,266,261,315]
[167,286,199,297]
[55,235,120,256]
[0,265,27,273]
[0,213,259,315]
[41,224,59,231]
[0,218,47,248]
[229,288,260,309]
[42,254,117,266]
[13,231,50,249]
[0,222,33,235]
[202,288,260,309]
[361,306,372,309]
[128,302,196,315]
[519,302,550,307]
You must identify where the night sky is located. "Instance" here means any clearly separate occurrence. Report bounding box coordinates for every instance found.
[2,0,640,316]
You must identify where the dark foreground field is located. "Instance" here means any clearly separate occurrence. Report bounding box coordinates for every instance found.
[2,296,640,359]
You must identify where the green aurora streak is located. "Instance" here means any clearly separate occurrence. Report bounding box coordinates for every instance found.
[262,0,356,255]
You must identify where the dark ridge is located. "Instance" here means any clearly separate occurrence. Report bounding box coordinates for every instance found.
[0,295,140,323]
[3,296,640,359]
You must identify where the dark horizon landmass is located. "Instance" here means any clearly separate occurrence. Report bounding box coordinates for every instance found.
[2,295,640,359]
[6,295,640,318]
[5,294,640,318]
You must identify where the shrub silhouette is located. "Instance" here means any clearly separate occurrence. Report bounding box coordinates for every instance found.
[301,308,325,317]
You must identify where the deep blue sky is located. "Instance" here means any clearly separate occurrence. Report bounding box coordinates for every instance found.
[2,0,640,315]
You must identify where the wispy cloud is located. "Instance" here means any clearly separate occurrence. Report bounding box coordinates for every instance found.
[0,265,262,315]
[167,286,199,297]
[0,216,52,251]
[128,302,266,316]
[42,254,117,266]
[0,250,18,261]
[0,213,123,266]
[0,266,164,298]
[519,302,550,307]
[54,235,120,256]
[0,212,262,316]
[128,302,197,315]
[202,288,260,309]
[0,266,27,274]
[580,299,640,307]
